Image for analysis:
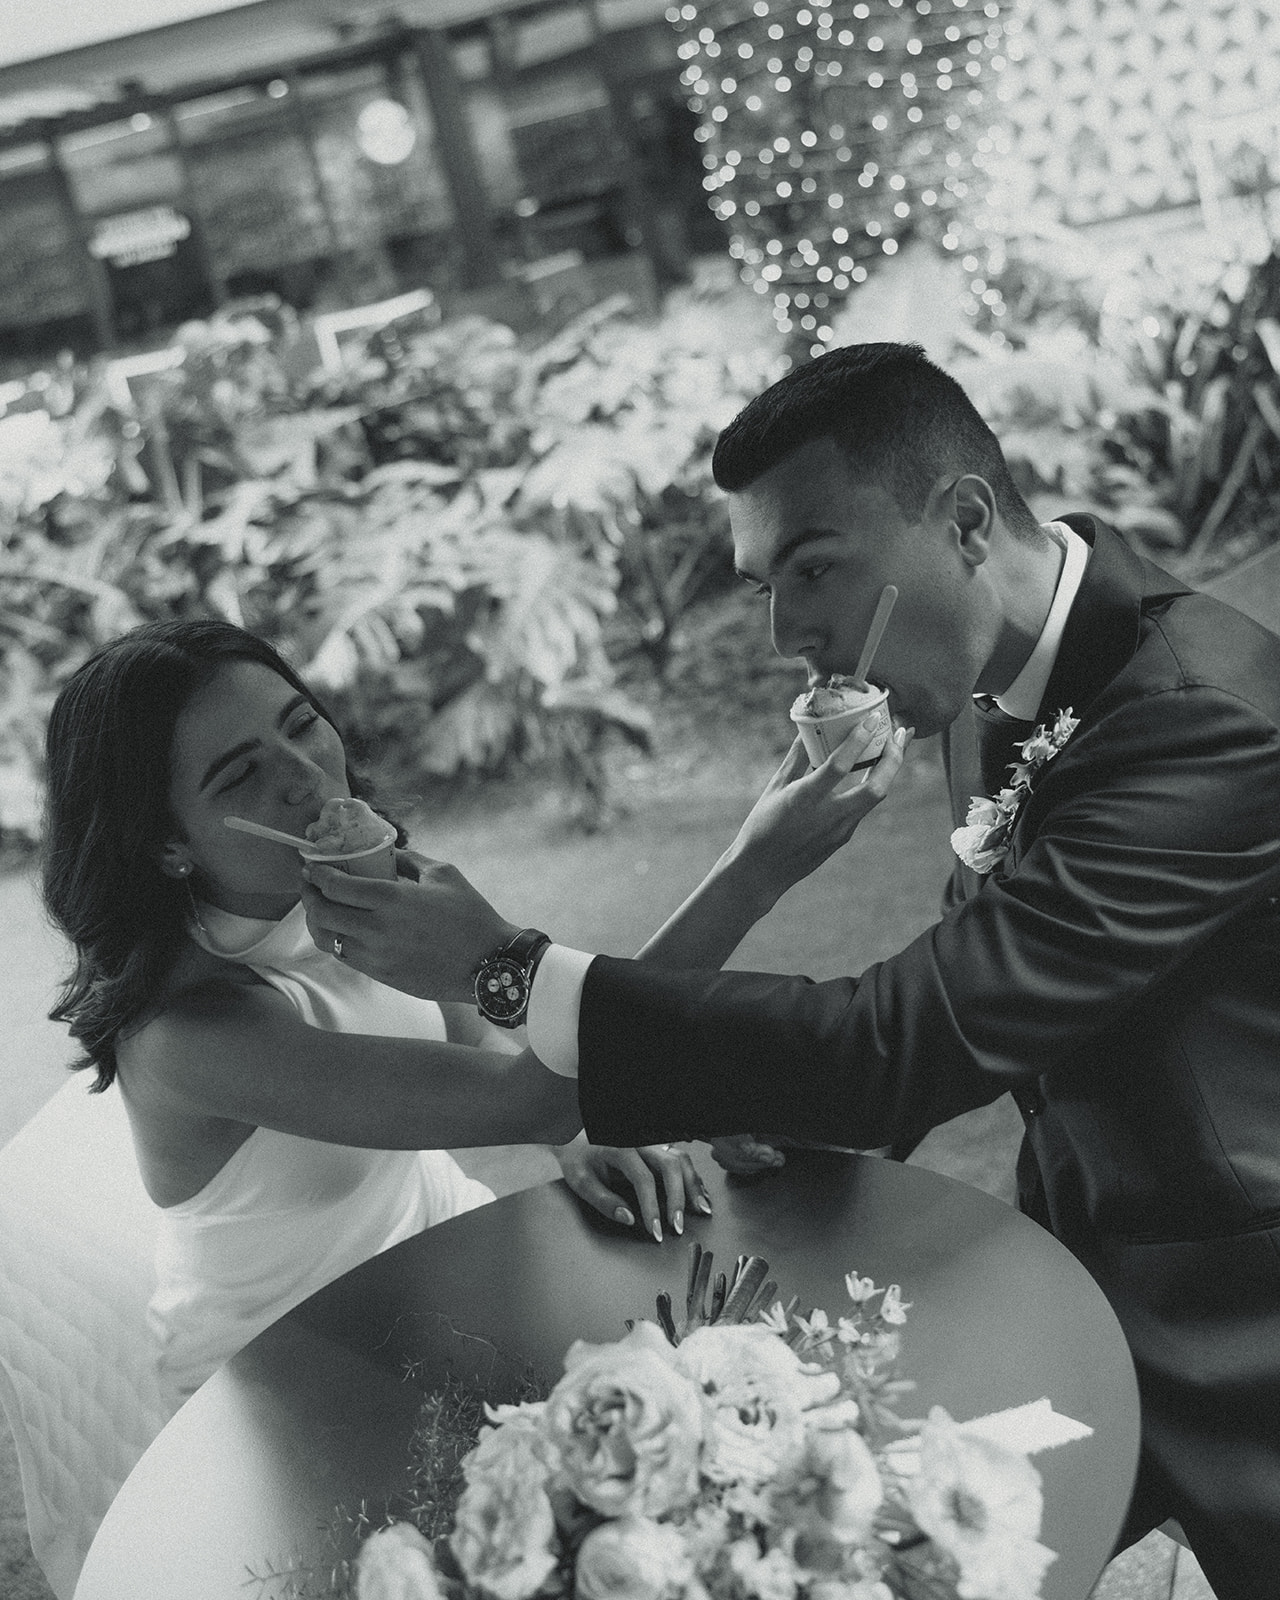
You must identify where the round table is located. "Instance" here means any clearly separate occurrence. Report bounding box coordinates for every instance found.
[74,1149,1139,1600]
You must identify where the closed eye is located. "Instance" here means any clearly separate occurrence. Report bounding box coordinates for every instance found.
[798,562,831,583]
[220,764,253,793]
[220,711,317,792]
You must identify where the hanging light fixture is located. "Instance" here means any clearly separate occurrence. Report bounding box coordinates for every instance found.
[356,98,417,165]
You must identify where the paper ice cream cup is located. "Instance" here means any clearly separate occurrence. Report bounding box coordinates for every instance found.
[790,687,892,770]
[298,832,398,879]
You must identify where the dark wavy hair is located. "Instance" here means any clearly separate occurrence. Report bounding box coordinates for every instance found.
[712,341,1044,542]
[42,619,404,1091]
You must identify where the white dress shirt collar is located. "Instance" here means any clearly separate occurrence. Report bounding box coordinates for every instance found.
[988,521,1090,721]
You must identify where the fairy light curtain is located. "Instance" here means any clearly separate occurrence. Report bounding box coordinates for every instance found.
[666,0,1020,358]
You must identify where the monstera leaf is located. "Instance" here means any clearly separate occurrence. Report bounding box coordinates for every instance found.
[468,530,617,689]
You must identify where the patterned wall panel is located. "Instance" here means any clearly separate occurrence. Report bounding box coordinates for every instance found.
[992,0,1280,230]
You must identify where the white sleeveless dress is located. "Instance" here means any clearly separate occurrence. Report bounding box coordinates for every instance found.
[146,900,494,1403]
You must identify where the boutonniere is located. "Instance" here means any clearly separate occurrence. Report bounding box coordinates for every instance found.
[951,707,1080,875]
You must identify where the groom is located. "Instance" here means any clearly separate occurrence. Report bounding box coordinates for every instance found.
[303,343,1280,1599]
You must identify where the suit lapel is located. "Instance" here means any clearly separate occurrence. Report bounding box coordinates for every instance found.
[946,518,1189,886]
[1001,518,1189,870]
[1039,515,1187,726]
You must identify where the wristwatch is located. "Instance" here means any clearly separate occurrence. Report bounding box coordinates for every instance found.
[474,928,552,1028]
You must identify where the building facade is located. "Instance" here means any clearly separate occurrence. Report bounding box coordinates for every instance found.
[0,0,715,364]
[1,0,1278,366]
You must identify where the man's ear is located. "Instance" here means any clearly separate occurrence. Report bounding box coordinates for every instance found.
[158,841,194,880]
[940,474,997,566]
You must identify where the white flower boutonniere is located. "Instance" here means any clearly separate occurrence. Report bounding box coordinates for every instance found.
[951,708,1080,875]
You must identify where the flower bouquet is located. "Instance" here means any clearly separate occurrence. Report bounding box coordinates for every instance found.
[353,1247,1091,1600]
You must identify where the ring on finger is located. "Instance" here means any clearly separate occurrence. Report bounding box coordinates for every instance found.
[332,935,344,960]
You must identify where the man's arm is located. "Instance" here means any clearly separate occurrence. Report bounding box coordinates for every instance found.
[576,686,1280,1148]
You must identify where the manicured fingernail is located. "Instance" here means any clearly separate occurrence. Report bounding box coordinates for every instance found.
[894,726,908,747]
[673,1210,684,1235]
[614,1206,634,1227]
[651,1220,663,1243]
[694,1192,713,1215]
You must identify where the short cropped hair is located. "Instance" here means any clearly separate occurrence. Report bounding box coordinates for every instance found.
[712,342,1043,540]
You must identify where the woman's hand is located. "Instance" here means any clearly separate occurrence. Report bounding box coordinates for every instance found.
[726,722,914,907]
[632,722,915,976]
[551,1137,712,1242]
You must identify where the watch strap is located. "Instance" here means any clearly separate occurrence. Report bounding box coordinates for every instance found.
[496,927,551,971]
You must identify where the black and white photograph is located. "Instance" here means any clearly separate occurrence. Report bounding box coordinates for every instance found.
[3,3,1280,1599]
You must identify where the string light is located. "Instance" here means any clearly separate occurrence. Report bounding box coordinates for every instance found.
[667,0,1021,354]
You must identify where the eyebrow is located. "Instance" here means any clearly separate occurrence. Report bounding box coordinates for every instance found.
[735,527,843,584]
[199,693,311,791]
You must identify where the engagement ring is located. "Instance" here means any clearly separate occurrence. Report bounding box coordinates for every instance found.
[332,936,344,960]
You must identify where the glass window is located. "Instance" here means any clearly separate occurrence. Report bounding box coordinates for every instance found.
[58,115,212,344]
[298,58,460,293]
[0,146,90,359]
[59,115,184,219]
[174,86,334,303]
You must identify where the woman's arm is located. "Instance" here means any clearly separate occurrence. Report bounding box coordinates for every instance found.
[122,979,582,1149]
[638,727,911,970]
[438,1002,707,1237]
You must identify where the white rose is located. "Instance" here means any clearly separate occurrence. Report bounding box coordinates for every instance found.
[574,1516,693,1600]
[962,796,1001,830]
[674,1325,838,1485]
[451,1413,559,1600]
[546,1321,703,1518]
[950,823,1006,875]
[356,1522,444,1600]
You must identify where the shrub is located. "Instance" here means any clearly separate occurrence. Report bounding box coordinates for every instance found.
[0,275,782,848]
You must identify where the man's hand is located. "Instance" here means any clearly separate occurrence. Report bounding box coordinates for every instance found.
[552,1138,713,1242]
[300,852,519,1002]
[708,1134,787,1176]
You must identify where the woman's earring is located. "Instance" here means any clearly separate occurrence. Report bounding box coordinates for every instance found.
[182,875,206,934]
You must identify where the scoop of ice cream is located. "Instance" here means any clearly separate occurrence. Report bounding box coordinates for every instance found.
[792,675,882,719]
[304,797,393,855]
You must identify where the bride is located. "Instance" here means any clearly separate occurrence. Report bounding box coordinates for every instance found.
[40,618,708,1404]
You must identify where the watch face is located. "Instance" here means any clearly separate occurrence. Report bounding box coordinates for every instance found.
[475,958,529,1023]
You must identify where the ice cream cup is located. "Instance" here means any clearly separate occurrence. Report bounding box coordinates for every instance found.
[790,686,892,770]
[298,832,398,879]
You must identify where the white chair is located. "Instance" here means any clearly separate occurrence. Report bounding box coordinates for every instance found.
[0,1077,170,1600]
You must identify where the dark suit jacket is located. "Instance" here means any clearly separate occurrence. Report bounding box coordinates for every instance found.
[577,517,1280,1593]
